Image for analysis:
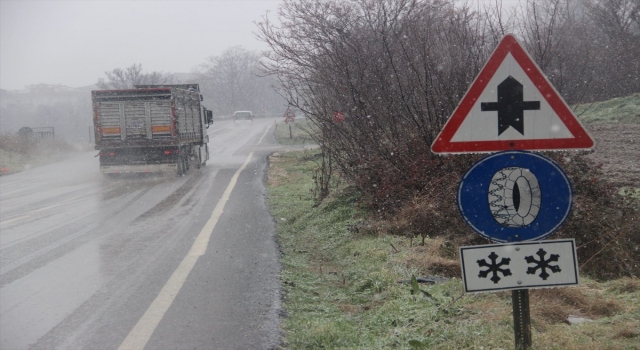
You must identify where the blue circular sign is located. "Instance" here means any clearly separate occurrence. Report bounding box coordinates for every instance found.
[457,151,572,242]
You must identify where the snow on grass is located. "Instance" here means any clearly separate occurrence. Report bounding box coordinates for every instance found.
[577,93,640,124]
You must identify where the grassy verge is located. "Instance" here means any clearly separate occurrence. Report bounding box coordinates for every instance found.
[577,93,640,124]
[273,118,317,145]
[267,149,640,349]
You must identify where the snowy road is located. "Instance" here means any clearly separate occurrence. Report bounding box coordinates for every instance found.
[0,119,287,349]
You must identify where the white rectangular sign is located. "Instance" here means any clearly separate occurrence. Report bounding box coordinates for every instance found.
[460,239,579,293]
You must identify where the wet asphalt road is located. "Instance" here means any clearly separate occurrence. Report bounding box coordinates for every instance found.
[0,119,291,349]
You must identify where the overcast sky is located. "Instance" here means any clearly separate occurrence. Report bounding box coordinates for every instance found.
[0,0,282,90]
[1,0,520,91]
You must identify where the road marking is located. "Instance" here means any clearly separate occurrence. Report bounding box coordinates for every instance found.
[3,200,72,220]
[118,124,271,350]
[0,185,110,225]
[257,123,270,144]
[0,215,31,225]
[1,199,74,225]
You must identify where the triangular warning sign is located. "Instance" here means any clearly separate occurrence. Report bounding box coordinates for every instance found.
[283,107,296,119]
[431,34,594,154]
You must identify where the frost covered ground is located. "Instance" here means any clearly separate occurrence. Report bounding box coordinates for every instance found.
[267,149,640,349]
[586,123,640,189]
[580,93,640,193]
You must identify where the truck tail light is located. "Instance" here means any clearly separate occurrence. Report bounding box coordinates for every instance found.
[164,149,179,155]
[108,151,115,156]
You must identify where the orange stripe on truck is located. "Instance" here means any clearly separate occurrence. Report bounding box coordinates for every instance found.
[102,127,121,134]
[152,125,171,133]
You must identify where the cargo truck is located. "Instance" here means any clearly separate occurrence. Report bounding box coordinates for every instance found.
[92,84,213,175]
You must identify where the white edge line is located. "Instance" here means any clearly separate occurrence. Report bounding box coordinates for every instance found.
[118,123,271,350]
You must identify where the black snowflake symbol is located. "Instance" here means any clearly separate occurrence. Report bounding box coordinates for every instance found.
[525,248,561,280]
[477,252,512,284]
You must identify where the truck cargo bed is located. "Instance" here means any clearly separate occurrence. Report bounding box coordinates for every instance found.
[92,85,212,175]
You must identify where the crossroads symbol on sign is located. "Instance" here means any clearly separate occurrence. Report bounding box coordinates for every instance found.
[477,252,512,284]
[481,76,540,135]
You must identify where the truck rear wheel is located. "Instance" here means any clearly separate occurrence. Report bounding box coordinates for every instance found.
[177,156,185,176]
[177,161,183,176]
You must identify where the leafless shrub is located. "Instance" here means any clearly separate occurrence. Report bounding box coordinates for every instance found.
[515,0,594,104]
[199,46,284,116]
[97,63,174,90]
[583,0,640,100]
[0,134,32,154]
[516,0,640,104]
[258,0,640,278]
[548,152,640,279]
[311,147,334,201]
[258,0,498,210]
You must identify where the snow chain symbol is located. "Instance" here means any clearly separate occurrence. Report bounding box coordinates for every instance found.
[477,252,512,284]
[488,167,541,227]
[525,248,561,280]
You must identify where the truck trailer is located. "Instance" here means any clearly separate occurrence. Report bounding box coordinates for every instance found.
[92,84,213,175]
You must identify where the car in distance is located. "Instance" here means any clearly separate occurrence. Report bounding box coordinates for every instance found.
[233,111,254,123]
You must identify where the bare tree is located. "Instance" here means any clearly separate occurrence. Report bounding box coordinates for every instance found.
[584,0,640,99]
[481,0,517,47]
[97,63,174,90]
[258,0,638,205]
[254,0,640,278]
[258,0,489,204]
[586,0,639,37]
[514,0,639,103]
[199,46,283,116]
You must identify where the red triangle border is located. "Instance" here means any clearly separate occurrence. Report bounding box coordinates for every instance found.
[431,35,594,153]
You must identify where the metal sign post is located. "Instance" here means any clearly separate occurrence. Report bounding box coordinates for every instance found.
[512,289,532,349]
[284,116,295,139]
[459,239,579,349]
[456,150,573,350]
[431,34,594,349]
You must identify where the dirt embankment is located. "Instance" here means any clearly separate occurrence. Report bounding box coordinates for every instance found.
[0,135,83,175]
[585,124,640,188]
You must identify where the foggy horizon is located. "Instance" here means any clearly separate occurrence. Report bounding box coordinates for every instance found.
[1,0,521,91]
[0,0,282,91]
